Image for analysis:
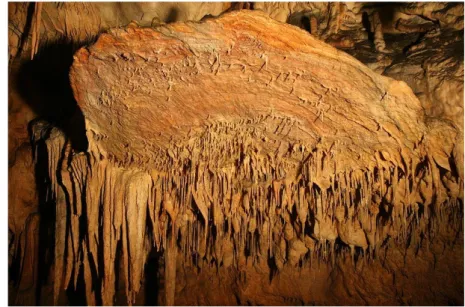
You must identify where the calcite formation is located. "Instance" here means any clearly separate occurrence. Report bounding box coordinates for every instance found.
[34,10,462,305]
[256,2,464,53]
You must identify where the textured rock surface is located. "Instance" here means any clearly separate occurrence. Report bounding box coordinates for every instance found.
[8,2,232,61]
[8,3,464,306]
[31,10,461,305]
[71,11,425,173]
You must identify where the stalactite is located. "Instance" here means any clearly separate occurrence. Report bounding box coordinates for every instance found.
[101,165,116,306]
[32,10,464,304]
[83,243,96,306]
[45,129,67,306]
[30,2,43,60]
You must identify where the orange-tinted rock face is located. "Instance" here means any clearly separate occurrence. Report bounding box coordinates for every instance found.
[8,4,464,306]
[71,11,426,172]
[30,10,461,305]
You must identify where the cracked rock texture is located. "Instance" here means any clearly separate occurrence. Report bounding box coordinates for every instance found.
[8,3,464,306]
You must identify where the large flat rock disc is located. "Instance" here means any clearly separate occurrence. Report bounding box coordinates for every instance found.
[70,10,425,173]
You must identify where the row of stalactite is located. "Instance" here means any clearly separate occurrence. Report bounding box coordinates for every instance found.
[35,120,463,306]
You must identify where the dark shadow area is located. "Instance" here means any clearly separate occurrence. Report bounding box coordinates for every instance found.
[66,265,87,306]
[300,16,312,33]
[14,37,92,152]
[287,11,312,33]
[165,7,178,24]
[30,122,55,306]
[10,21,99,302]
[376,3,403,27]
[113,240,126,305]
[229,2,255,11]
[361,12,374,43]
[267,256,278,283]
[9,236,22,303]
[145,248,163,305]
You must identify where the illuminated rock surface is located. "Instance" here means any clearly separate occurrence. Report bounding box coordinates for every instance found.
[8,4,463,306]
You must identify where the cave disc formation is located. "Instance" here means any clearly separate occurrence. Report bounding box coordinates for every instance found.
[8,3,464,306]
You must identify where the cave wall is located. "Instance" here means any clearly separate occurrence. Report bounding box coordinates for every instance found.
[8,2,464,306]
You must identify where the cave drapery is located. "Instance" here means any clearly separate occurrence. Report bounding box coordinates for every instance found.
[8,3,464,306]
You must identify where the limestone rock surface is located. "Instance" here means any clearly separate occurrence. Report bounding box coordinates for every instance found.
[71,10,426,174]
[9,7,464,306]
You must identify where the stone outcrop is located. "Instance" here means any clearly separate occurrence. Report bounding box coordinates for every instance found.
[8,3,464,306]
[29,10,463,305]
